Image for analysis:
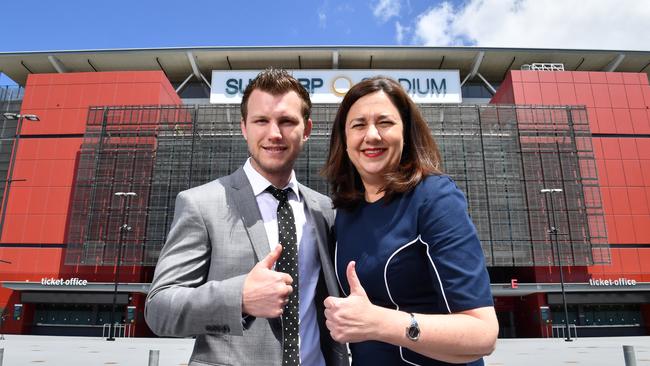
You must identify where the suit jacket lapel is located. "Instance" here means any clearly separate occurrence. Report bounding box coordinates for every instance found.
[229,167,271,262]
[300,185,340,297]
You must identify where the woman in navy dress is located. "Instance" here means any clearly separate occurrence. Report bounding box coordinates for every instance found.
[322,77,498,365]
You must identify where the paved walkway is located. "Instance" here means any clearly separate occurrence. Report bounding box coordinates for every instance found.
[0,335,648,365]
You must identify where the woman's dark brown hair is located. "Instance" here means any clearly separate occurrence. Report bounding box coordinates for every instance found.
[322,76,443,210]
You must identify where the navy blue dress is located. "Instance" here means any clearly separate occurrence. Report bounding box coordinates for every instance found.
[335,175,493,366]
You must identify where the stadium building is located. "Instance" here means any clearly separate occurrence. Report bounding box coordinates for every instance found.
[0,46,649,338]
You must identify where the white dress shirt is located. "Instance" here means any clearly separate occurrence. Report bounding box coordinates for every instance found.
[243,159,326,366]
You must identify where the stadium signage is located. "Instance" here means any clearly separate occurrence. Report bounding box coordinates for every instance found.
[210,70,462,104]
[588,278,637,286]
[41,277,89,286]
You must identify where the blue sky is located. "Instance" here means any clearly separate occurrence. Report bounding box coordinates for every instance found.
[2,0,649,85]
[0,0,438,51]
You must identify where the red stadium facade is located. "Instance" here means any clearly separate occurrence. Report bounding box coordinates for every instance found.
[0,47,649,338]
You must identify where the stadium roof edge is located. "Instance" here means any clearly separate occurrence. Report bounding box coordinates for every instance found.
[1,45,649,86]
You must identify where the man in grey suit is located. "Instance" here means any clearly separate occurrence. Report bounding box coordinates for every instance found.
[145,69,348,366]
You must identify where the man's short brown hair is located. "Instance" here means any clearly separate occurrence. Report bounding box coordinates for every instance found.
[240,68,312,122]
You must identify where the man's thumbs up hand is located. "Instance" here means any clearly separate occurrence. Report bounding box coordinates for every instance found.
[242,245,293,318]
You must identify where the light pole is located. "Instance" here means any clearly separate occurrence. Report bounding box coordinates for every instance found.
[540,188,572,342]
[107,191,137,341]
[0,113,39,236]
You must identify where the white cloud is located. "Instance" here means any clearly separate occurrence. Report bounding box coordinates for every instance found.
[395,21,411,44]
[318,1,328,29]
[412,0,650,50]
[318,11,327,28]
[373,0,401,22]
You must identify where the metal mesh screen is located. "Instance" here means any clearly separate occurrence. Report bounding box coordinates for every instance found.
[64,104,608,266]
[0,86,23,235]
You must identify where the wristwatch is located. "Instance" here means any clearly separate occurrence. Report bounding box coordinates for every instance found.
[405,312,420,341]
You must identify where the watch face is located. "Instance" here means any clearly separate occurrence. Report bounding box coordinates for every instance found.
[408,325,420,339]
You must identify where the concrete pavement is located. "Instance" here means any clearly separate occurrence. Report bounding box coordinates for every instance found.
[0,334,648,365]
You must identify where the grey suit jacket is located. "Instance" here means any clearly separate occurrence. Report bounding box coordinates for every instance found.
[145,167,349,366]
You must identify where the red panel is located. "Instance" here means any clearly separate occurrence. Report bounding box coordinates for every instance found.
[604,159,626,186]
[633,215,650,245]
[46,187,73,214]
[608,84,628,108]
[0,248,64,279]
[27,187,50,214]
[4,187,30,214]
[605,72,624,84]
[589,72,608,84]
[556,83,577,105]
[522,82,543,104]
[618,138,638,159]
[1,215,26,242]
[602,247,623,273]
[643,85,650,107]
[510,71,522,82]
[638,250,650,276]
[63,84,84,107]
[595,108,615,134]
[47,84,67,110]
[520,71,539,83]
[540,83,560,105]
[512,82,525,103]
[116,71,136,83]
[555,71,573,83]
[617,247,641,274]
[538,72,556,83]
[64,72,89,85]
[586,107,599,133]
[605,215,619,244]
[596,159,608,185]
[625,84,645,108]
[622,160,643,186]
[642,160,650,185]
[98,84,118,104]
[20,215,45,243]
[55,138,83,156]
[609,187,631,213]
[627,187,649,215]
[79,84,101,106]
[636,138,650,159]
[615,215,636,243]
[591,84,612,108]
[600,138,621,159]
[574,83,595,107]
[21,85,49,109]
[631,109,650,134]
[25,73,53,86]
[15,139,39,160]
[40,215,68,243]
[591,138,604,158]
[627,187,650,215]
[489,79,514,104]
[572,71,591,83]
[623,73,640,84]
[640,73,650,85]
[613,108,634,134]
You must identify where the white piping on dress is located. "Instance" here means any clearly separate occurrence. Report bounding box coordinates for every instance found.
[383,235,452,365]
[334,241,348,296]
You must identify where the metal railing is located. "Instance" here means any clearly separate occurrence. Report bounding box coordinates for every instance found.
[102,323,133,338]
[551,324,578,339]
[521,63,565,71]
